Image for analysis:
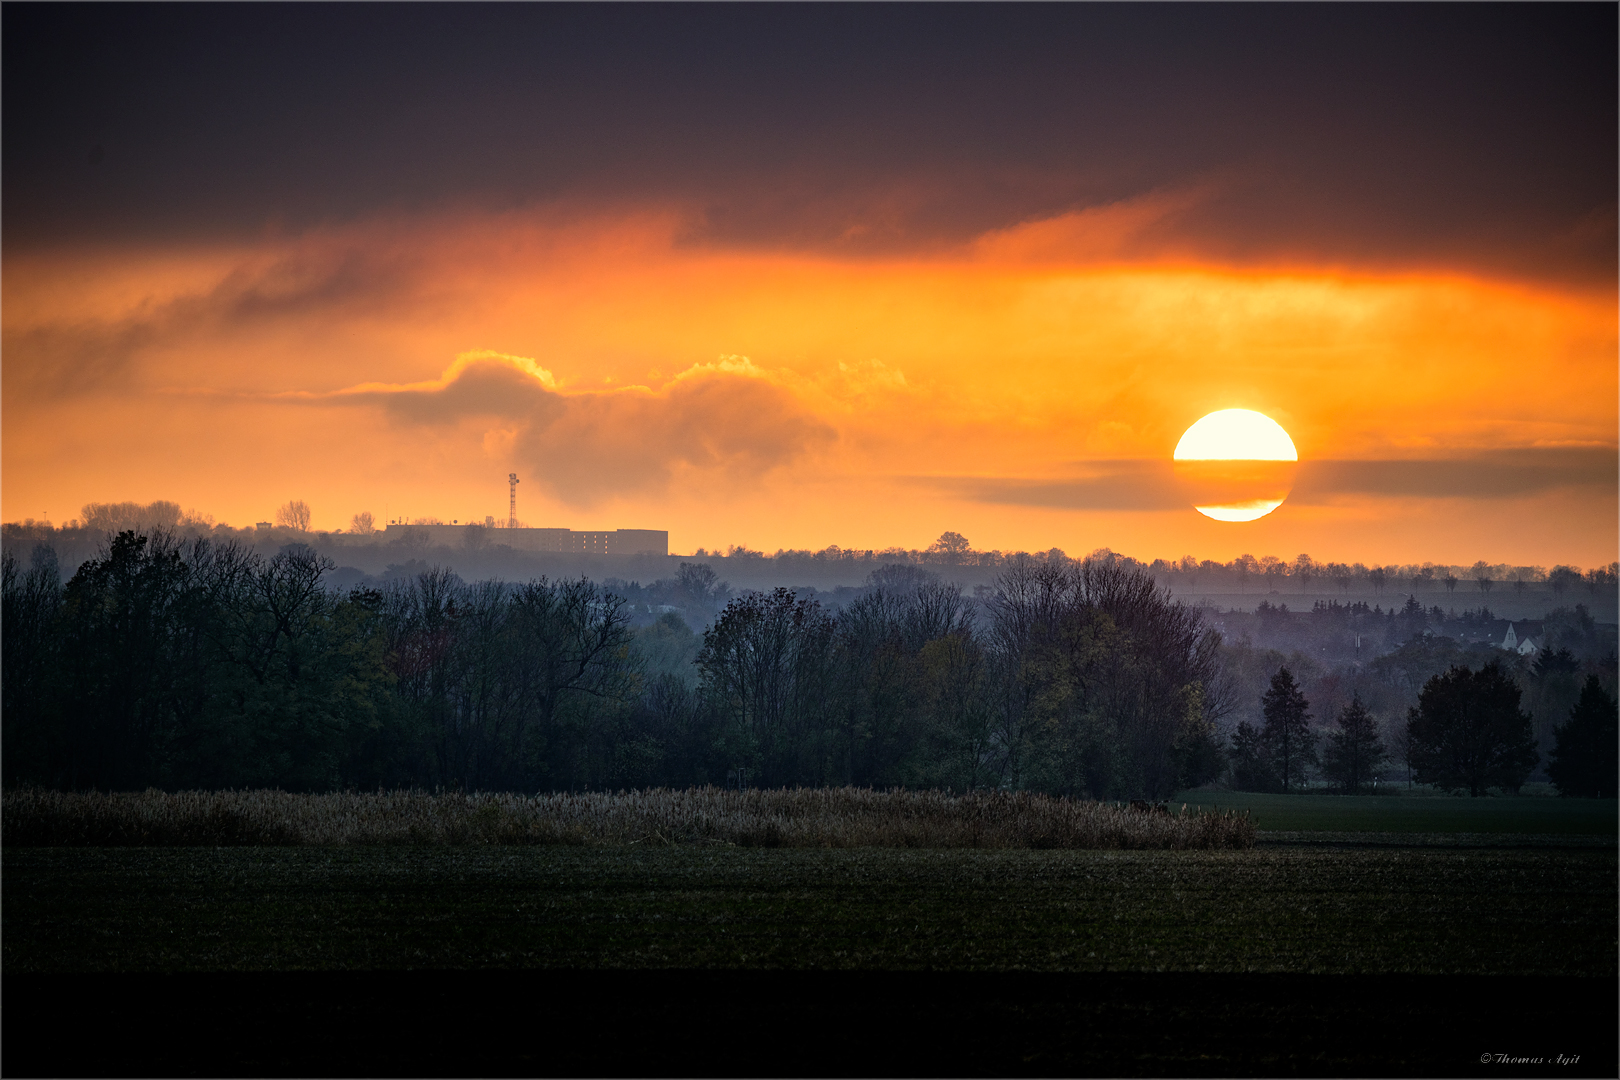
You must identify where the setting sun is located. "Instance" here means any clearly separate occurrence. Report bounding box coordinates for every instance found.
[1172,409,1298,462]
[1173,409,1300,522]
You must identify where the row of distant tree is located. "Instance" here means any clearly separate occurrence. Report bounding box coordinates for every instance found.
[7,509,1617,599]
[1229,663,1616,797]
[704,542,1616,597]
[1154,554,1616,598]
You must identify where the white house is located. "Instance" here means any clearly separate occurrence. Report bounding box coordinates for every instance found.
[1500,624,1539,655]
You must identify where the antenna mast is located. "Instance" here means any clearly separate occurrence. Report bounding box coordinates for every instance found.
[508,473,519,529]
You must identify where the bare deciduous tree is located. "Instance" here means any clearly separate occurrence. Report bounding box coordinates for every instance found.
[275,500,312,532]
[1294,554,1315,593]
[350,511,376,535]
[81,501,182,534]
[1548,565,1580,598]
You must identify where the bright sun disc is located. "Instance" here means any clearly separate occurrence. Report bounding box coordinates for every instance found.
[1173,409,1298,462]
[1172,410,1298,522]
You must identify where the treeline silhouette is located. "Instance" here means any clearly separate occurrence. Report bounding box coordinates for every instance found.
[1225,659,1617,797]
[738,546,1619,600]
[7,505,1618,602]
[2,532,1228,798]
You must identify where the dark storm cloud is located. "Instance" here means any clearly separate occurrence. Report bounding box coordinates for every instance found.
[931,448,1618,511]
[3,5,1614,282]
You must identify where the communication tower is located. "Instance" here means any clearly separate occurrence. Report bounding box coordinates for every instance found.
[508,473,519,529]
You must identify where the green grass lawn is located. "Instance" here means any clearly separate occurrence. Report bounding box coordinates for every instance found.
[5,846,1613,977]
[1170,791,1618,835]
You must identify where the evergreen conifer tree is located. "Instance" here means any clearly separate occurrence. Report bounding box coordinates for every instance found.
[1322,694,1385,793]
[1261,667,1316,793]
[1228,720,1278,792]
[1547,676,1618,798]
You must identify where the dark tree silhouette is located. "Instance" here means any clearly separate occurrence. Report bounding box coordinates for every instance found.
[1228,720,1277,792]
[1295,554,1315,593]
[928,531,973,564]
[676,561,730,613]
[1406,662,1538,796]
[1398,594,1426,640]
[987,558,1225,799]
[1532,647,1581,678]
[1,547,64,781]
[1547,676,1618,798]
[1321,695,1385,793]
[1261,667,1315,793]
[697,588,837,786]
[1548,566,1580,598]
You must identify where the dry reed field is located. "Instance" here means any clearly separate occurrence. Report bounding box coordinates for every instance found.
[1,786,1255,849]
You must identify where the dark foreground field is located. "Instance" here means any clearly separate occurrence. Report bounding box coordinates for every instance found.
[7,969,1612,1078]
[5,845,1616,1077]
[1173,791,1618,837]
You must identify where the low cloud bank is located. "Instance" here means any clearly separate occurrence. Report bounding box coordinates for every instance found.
[324,353,835,504]
[929,448,1618,511]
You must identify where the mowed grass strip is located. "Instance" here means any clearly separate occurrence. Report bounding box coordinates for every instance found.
[1172,791,1618,835]
[4,846,1613,976]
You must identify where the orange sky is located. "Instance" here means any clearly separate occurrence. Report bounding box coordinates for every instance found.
[4,206,1616,565]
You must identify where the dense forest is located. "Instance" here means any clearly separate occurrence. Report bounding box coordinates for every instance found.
[5,530,1613,798]
[2,533,1226,798]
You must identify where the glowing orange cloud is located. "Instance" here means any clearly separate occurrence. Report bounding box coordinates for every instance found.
[2,206,1614,564]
